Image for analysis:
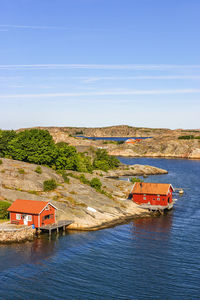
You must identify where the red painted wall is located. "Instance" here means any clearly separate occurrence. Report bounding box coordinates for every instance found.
[132,187,173,206]
[10,204,56,228]
[40,205,56,227]
[10,212,39,226]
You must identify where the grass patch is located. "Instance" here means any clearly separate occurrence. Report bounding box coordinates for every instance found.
[18,168,25,174]
[27,190,40,195]
[43,179,57,192]
[34,166,42,174]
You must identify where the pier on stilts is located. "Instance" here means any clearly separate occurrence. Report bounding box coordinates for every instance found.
[39,220,73,236]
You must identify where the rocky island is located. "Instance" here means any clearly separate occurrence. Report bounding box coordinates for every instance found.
[0,157,167,242]
[22,125,200,159]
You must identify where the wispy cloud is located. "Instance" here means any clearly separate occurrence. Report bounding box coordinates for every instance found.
[0,89,200,99]
[0,64,200,71]
[0,24,105,32]
[82,75,200,83]
[0,24,70,30]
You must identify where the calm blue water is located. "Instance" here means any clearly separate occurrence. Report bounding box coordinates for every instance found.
[76,136,151,141]
[0,157,200,300]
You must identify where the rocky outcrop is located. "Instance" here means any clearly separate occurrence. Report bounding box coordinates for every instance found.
[107,136,200,159]
[0,158,167,233]
[0,226,36,243]
[98,164,167,177]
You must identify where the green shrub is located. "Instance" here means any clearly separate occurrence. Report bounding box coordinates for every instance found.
[178,135,194,140]
[62,172,70,184]
[75,130,83,135]
[43,179,57,191]
[34,166,42,174]
[18,168,25,174]
[117,141,125,145]
[0,159,2,165]
[130,177,144,183]
[0,201,10,219]
[90,178,102,190]
[79,174,90,185]
[93,149,120,171]
[93,160,110,172]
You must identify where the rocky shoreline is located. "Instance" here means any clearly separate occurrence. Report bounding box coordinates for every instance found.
[0,226,36,243]
[0,158,169,243]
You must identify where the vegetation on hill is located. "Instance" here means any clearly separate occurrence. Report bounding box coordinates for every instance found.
[130,177,144,183]
[0,129,120,173]
[178,135,200,140]
[0,201,10,219]
[93,149,120,171]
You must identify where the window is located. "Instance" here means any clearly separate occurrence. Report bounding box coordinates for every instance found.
[45,205,49,210]
[28,215,32,221]
[157,198,160,201]
[143,196,146,200]
[157,194,160,197]
[16,214,21,220]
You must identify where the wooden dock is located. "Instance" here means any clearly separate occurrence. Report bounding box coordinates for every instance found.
[39,220,73,235]
[138,202,173,212]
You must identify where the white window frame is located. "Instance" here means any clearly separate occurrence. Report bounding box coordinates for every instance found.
[16,214,21,220]
[45,205,49,211]
[27,215,32,221]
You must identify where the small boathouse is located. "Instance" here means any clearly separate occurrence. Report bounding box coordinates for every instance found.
[8,199,57,227]
[131,182,174,210]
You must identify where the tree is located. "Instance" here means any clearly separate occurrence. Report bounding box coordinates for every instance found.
[0,130,17,157]
[93,149,120,171]
[55,143,79,170]
[7,129,57,165]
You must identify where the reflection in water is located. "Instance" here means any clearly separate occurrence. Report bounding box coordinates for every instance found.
[0,233,59,271]
[132,213,173,241]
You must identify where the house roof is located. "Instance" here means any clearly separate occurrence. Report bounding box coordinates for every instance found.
[125,138,135,143]
[8,199,56,214]
[132,182,174,195]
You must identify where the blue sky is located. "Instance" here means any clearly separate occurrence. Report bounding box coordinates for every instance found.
[0,0,200,129]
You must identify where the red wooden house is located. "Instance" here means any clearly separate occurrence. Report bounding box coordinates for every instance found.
[131,182,174,208]
[8,199,57,228]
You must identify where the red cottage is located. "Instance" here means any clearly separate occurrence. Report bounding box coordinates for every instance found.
[131,182,174,209]
[8,199,57,228]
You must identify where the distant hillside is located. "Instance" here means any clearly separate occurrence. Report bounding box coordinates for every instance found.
[14,125,200,159]
[17,125,200,138]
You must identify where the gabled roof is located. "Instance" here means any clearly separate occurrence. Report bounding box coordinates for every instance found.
[132,182,174,195]
[8,199,57,214]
